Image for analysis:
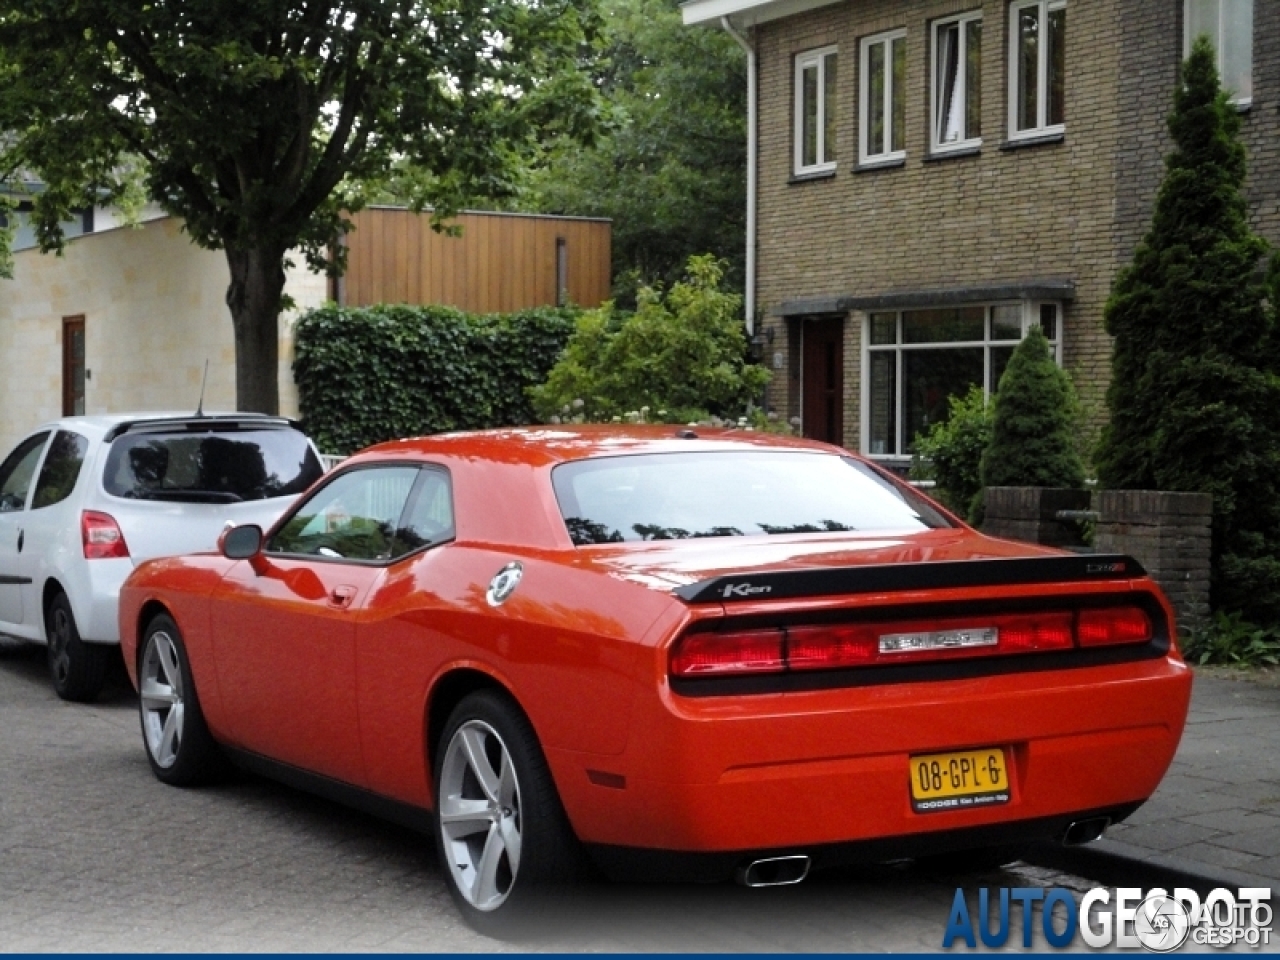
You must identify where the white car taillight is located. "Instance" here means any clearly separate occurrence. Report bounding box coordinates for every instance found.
[81,510,130,560]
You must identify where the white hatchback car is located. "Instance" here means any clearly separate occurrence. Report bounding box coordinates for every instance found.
[0,413,324,701]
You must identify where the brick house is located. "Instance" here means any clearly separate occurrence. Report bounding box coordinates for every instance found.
[683,0,1274,472]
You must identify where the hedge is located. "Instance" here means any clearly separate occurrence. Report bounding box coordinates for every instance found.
[293,304,578,455]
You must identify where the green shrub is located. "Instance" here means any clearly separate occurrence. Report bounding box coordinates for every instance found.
[529,255,769,423]
[910,386,992,519]
[1183,611,1280,667]
[1095,37,1280,622]
[293,304,577,455]
[981,326,1085,493]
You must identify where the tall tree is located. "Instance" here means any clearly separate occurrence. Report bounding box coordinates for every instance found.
[0,0,597,413]
[521,0,745,304]
[1096,36,1280,620]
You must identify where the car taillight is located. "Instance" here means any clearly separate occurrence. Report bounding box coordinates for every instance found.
[1077,607,1152,647]
[669,630,785,676]
[670,607,1153,679]
[82,510,130,560]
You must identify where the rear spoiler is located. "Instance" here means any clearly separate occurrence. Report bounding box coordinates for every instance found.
[104,415,301,442]
[672,554,1147,604]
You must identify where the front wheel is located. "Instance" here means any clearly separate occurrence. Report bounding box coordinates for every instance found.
[139,614,223,785]
[434,690,585,935]
[46,592,108,702]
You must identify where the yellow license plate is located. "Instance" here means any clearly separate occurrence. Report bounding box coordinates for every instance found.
[910,748,1010,813]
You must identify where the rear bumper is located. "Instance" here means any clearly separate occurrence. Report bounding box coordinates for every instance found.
[61,557,132,645]
[547,657,1191,857]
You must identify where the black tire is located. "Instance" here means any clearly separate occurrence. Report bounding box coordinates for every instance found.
[433,690,586,937]
[138,613,224,786]
[46,591,108,703]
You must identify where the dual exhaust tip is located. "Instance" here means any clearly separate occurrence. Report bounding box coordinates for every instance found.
[734,817,1108,888]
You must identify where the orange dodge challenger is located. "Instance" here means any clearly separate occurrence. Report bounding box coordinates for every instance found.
[118,427,1191,932]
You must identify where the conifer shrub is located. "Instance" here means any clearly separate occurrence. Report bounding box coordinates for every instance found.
[1095,37,1280,621]
[910,386,992,519]
[980,326,1085,495]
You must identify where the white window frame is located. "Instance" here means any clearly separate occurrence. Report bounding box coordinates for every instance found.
[931,11,983,154]
[859,301,1063,459]
[794,46,839,176]
[1007,0,1066,141]
[859,29,907,167]
[1184,0,1253,106]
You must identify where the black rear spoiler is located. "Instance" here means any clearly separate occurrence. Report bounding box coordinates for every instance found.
[672,554,1147,604]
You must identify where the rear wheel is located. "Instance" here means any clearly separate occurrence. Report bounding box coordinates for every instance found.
[434,690,585,936]
[46,592,108,703]
[139,614,223,785]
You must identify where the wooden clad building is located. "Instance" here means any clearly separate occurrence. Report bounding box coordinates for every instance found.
[339,207,612,313]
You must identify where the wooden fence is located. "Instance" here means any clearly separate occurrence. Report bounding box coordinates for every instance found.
[338,207,612,313]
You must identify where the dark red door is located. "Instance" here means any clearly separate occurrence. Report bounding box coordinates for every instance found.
[802,318,844,445]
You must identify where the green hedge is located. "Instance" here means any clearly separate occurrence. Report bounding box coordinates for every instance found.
[293,304,578,455]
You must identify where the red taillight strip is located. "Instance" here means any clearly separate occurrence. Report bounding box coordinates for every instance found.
[670,606,1155,678]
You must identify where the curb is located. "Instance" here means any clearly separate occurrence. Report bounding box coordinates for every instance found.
[1022,838,1276,896]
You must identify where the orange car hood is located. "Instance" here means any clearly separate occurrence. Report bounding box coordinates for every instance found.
[570,528,1061,593]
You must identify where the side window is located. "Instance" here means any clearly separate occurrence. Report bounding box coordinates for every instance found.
[32,430,89,510]
[0,433,51,514]
[393,468,456,556]
[268,466,419,562]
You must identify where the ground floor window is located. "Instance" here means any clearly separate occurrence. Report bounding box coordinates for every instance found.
[862,301,1060,457]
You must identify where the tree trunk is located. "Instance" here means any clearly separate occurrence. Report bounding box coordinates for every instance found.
[224,245,288,414]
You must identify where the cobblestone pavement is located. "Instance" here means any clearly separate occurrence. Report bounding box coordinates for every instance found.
[0,642,1254,953]
[1086,673,1280,887]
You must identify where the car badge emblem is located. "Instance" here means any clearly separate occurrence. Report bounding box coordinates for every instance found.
[486,562,524,607]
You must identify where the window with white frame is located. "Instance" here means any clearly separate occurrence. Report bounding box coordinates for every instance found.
[1008,0,1065,139]
[932,12,982,152]
[860,29,906,165]
[863,303,1062,457]
[1186,0,1253,105]
[794,46,838,175]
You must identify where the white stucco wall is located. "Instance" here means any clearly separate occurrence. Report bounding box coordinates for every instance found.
[0,216,328,453]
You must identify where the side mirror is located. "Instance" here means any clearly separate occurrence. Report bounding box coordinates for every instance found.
[221,524,264,560]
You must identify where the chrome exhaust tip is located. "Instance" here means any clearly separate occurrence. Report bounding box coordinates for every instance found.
[735,855,811,887]
[1063,816,1110,846]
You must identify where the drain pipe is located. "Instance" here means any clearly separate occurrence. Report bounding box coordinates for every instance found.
[720,15,757,336]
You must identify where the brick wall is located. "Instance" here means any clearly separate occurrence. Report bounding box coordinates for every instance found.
[753,0,1280,457]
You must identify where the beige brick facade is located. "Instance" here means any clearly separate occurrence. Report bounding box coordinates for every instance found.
[750,0,1280,468]
[0,217,325,454]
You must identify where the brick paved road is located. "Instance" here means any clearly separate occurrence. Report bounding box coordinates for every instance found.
[0,641,1175,953]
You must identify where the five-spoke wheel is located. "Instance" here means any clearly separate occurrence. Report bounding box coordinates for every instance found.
[138,613,222,785]
[434,690,585,935]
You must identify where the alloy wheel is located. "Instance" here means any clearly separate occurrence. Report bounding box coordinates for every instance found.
[438,719,523,912]
[140,630,186,769]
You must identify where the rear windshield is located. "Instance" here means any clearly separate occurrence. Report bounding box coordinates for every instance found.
[104,428,323,503]
[552,451,953,545]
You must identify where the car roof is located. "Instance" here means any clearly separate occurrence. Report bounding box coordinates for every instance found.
[353,425,847,468]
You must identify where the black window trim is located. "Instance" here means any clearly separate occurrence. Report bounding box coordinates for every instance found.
[264,460,456,568]
[0,431,52,514]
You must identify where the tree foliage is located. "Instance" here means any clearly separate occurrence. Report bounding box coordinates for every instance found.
[910,385,992,520]
[529,255,768,422]
[293,304,577,455]
[0,0,597,413]
[521,0,746,304]
[981,326,1085,493]
[1095,37,1280,621]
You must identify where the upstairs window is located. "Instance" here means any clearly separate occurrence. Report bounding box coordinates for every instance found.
[795,47,838,175]
[860,29,907,165]
[932,12,983,153]
[1008,0,1065,140]
[1186,0,1253,105]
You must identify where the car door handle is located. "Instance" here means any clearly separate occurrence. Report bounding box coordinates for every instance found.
[329,585,357,609]
[16,530,22,553]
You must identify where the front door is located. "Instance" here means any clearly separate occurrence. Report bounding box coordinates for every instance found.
[802,318,844,445]
[210,464,421,787]
[0,432,50,630]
